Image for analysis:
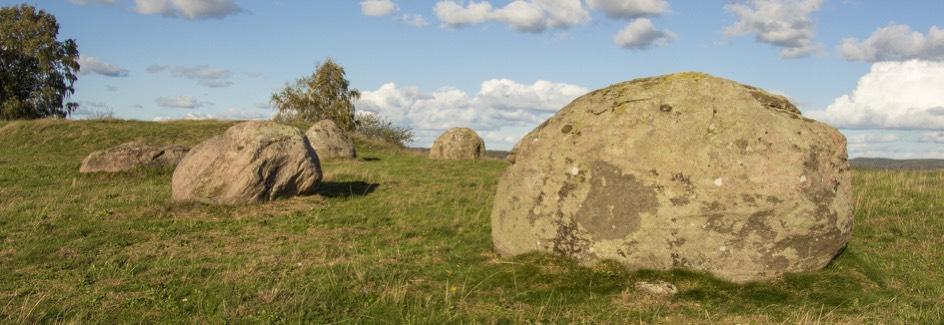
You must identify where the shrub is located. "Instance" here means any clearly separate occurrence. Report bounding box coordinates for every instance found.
[354,113,414,147]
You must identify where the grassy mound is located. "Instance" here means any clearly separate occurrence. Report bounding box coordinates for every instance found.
[0,119,941,323]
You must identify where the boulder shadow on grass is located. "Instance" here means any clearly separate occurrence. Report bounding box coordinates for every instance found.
[318,181,379,198]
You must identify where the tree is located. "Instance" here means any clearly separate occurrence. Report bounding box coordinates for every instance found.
[0,4,80,120]
[271,58,360,131]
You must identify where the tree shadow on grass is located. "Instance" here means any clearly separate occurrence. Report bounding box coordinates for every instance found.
[318,181,379,198]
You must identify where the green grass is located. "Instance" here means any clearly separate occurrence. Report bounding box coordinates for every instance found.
[1,119,942,323]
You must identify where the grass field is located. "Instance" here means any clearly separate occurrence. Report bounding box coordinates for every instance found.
[1,119,942,323]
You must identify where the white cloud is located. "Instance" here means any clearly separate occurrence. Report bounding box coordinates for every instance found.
[614,18,675,50]
[807,60,944,129]
[920,132,944,143]
[399,14,430,28]
[68,0,118,5]
[362,0,430,28]
[586,0,670,19]
[435,1,492,27]
[149,64,234,88]
[134,0,243,20]
[155,96,211,109]
[153,108,272,121]
[356,79,588,147]
[724,0,824,59]
[839,23,944,62]
[433,0,589,33]
[78,56,129,77]
[361,0,398,17]
[846,133,899,144]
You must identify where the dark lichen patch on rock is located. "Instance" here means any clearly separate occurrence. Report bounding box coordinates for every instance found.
[553,216,590,257]
[739,210,777,239]
[575,162,659,241]
[773,227,847,262]
[747,88,801,115]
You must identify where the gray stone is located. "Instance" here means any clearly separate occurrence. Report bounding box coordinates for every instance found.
[635,281,678,295]
[430,127,485,160]
[172,121,322,204]
[306,120,356,160]
[491,72,853,283]
[80,142,188,173]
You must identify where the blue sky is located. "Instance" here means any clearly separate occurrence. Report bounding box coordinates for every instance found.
[5,0,943,157]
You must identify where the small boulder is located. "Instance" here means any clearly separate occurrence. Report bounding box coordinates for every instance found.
[305,120,356,160]
[80,142,188,173]
[635,281,678,296]
[172,121,322,204]
[491,72,853,283]
[429,127,485,160]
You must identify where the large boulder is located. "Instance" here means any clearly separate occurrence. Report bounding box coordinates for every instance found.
[305,120,356,160]
[80,142,188,173]
[429,128,485,160]
[491,72,852,283]
[172,121,322,204]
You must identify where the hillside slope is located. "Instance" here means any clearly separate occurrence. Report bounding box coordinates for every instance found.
[1,120,942,323]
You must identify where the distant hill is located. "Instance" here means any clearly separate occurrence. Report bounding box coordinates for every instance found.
[850,158,944,170]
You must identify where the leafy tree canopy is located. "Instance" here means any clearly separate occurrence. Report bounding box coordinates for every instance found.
[0,4,80,120]
[272,58,360,131]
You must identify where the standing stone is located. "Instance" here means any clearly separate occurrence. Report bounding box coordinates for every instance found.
[491,72,852,283]
[80,142,189,173]
[172,121,322,204]
[305,120,356,160]
[430,127,485,160]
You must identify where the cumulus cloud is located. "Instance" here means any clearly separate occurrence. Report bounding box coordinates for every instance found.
[586,0,670,19]
[614,18,675,50]
[356,79,588,146]
[434,0,589,33]
[839,23,944,62]
[78,56,129,77]
[920,132,944,143]
[399,14,430,28]
[807,60,944,129]
[724,0,824,59]
[361,0,430,28]
[155,96,211,109]
[846,133,899,144]
[148,64,234,88]
[153,108,272,121]
[361,0,398,17]
[134,0,243,20]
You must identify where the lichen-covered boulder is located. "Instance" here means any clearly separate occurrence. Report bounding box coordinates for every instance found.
[80,142,188,173]
[491,72,852,283]
[305,120,356,160]
[172,121,322,204]
[430,127,485,160]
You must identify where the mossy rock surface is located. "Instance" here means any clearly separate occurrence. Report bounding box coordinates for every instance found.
[492,72,853,283]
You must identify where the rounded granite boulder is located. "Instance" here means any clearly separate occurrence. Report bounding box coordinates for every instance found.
[491,72,853,282]
[430,127,485,160]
